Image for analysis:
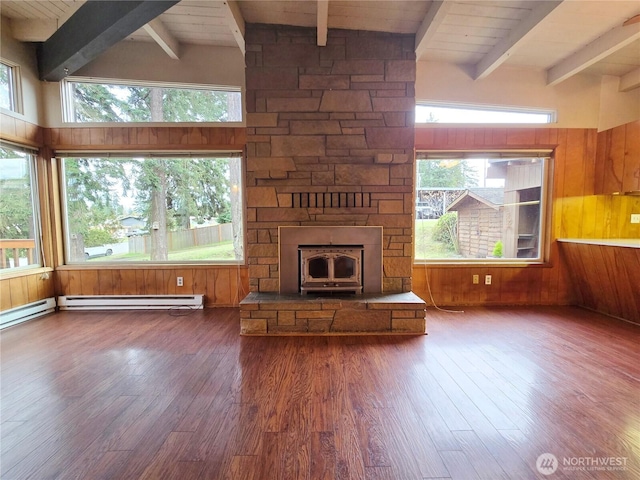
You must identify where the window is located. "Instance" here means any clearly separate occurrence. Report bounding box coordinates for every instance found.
[416,103,555,124]
[61,154,244,264]
[0,61,21,113]
[62,78,242,123]
[0,144,40,270]
[415,152,549,262]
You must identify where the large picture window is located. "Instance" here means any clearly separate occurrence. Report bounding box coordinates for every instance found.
[62,78,242,123]
[415,152,549,262]
[0,145,40,270]
[61,154,244,264]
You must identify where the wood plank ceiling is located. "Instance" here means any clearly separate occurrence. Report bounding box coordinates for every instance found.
[1,0,639,90]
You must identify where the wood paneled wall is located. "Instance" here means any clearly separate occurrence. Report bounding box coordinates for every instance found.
[55,266,249,308]
[0,272,55,311]
[555,120,640,322]
[0,112,43,148]
[555,194,640,239]
[412,127,596,306]
[44,126,246,151]
[595,120,640,194]
[560,243,640,324]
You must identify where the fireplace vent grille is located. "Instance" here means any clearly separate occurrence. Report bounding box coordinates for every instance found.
[291,192,371,208]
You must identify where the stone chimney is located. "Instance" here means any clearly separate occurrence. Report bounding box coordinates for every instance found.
[244,24,416,294]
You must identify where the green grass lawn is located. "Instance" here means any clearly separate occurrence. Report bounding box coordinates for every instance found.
[88,225,458,263]
[89,241,238,262]
[414,219,461,259]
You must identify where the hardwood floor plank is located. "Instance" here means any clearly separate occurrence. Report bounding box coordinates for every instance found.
[138,431,202,480]
[452,430,510,480]
[310,431,337,480]
[0,307,638,480]
[439,450,480,480]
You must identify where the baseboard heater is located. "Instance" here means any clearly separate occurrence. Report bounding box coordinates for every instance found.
[0,297,56,329]
[57,294,204,311]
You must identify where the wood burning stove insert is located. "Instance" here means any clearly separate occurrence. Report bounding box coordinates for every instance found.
[299,245,364,294]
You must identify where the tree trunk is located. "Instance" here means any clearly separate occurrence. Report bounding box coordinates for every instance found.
[226,92,242,122]
[229,157,243,260]
[149,87,169,261]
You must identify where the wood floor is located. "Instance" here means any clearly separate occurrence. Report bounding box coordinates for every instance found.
[1,306,638,480]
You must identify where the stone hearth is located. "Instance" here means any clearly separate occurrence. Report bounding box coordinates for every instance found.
[240,292,426,335]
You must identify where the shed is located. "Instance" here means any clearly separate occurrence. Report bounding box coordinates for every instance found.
[447,188,504,258]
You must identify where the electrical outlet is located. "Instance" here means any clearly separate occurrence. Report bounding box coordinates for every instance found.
[177,276,184,287]
[485,275,492,285]
[472,274,479,284]
[631,214,640,224]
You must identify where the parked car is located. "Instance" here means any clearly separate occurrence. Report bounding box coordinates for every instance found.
[84,245,114,259]
[126,229,148,237]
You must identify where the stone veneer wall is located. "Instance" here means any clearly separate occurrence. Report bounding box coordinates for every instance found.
[245,24,416,293]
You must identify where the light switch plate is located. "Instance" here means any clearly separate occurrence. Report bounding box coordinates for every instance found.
[631,214,640,224]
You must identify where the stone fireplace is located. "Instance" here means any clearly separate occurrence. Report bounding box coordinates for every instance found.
[240,24,426,335]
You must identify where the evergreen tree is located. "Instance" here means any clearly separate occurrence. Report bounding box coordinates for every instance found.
[417,159,479,189]
[0,148,34,240]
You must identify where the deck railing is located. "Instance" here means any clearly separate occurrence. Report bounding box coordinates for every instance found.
[0,239,37,269]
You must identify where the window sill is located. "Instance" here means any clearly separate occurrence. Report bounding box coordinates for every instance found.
[56,262,246,270]
[413,261,551,268]
[0,266,53,280]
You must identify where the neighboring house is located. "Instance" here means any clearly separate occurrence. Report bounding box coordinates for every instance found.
[119,215,146,236]
[447,188,505,258]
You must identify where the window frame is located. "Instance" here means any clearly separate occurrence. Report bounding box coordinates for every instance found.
[0,59,23,114]
[414,150,552,265]
[60,77,243,124]
[416,101,556,125]
[0,143,42,274]
[58,151,246,267]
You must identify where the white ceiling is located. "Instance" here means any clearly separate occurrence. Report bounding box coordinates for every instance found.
[2,0,639,90]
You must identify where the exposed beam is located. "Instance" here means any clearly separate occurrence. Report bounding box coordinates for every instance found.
[143,18,180,60]
[474,1,564,80]
[222,0,246,55]
[619,67,640,92]
[415,1,453,60]
[317,0,329,47]
[547,22,640,86]
[37,1,180,82]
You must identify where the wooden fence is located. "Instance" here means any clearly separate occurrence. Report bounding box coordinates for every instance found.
[128,223,234,254]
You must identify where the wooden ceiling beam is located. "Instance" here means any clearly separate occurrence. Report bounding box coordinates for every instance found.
[317,0,329,47]
[415,0,453,60]
[547,22,640,86]
[474,0,564,80]
[143,18,180,60]
[222,0,246,55]
[37,0,180,82]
